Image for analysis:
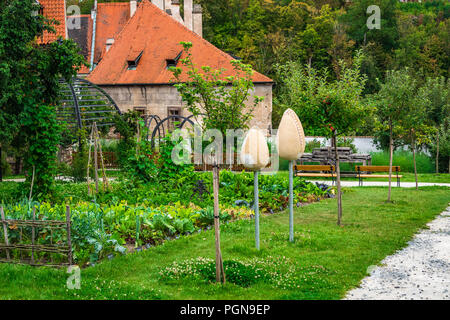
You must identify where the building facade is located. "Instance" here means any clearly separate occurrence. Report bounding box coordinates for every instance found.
[85,1,274,131]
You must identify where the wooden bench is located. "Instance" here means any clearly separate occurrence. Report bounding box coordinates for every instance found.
[294,165,336,184]
[355,165,402,187]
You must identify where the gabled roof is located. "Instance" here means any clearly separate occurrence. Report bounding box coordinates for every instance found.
[94,2,130,64]
[87,0,272,85]
[37,0,67,44]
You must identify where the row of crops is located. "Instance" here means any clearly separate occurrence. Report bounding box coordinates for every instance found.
[0,200,254,265]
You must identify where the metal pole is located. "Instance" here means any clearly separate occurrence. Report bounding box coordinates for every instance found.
[254,170,260,250]
[89,0,98,72]
[289,160,294,242]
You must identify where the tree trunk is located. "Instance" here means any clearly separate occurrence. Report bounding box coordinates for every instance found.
[436,132,439,174]
[213,165,225,284]
[412,135,418,190]
[387,119,393,202]
[333,131,343,226]
[29,165,35,202]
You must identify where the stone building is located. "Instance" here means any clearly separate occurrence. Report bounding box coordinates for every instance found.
[85,0,274,131]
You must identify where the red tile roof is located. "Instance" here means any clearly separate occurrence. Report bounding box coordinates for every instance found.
[37,0,67,44]
[94,2,130,64]
[87,0,272,85]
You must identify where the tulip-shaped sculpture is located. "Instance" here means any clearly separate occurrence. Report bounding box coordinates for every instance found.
[276,109,305,242]
[240,127,270,250]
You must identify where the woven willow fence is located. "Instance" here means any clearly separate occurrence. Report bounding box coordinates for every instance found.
[0,205,72,268]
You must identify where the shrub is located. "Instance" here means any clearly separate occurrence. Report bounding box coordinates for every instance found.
[305,139,323,153]
[71,147,89,182]
[337,137,357,153]
[370,150,434,173]
[0,152,11,177]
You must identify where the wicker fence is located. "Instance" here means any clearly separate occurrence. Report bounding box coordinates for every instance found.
[0,206,72,268]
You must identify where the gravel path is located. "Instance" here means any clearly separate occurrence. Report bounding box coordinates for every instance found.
[345,206,450,300]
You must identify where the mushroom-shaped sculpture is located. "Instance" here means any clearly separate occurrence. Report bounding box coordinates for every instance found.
[276,108,306,243]
[277,108,306,160]
[240,127,269,250]
[240,127,270,170]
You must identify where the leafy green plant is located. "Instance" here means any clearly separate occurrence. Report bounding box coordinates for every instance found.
[197,206,231,227]
[170,41,263,134]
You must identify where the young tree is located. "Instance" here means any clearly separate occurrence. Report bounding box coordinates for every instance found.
[434,123,450,174]
[373,69,414,202]
[276,51,367,225]
[423,76,450,173]
[170,41,264,283]
[170,41,263,135]
[403,84,434,190]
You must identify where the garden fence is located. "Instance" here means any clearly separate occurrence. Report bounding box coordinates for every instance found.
[0,205,72,268]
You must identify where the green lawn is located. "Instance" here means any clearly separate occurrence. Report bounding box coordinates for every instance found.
[0,187,449,300]
[4,171,449,183]
[275,171,450,183]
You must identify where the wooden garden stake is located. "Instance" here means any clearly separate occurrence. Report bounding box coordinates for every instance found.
[333,131,343,226]
[66,205,73,266]
[31,207,36,265]
[97,136,109,192]
[136,119,141,156]
[212,164,225,284]
[87,124,94,195]
[0,206,10,261]
[94,124,99,194]
[28,165,35,202]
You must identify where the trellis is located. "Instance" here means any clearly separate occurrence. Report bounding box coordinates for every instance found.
[57,77,122,139]
[87,122,109,195]
[0,206,72,268]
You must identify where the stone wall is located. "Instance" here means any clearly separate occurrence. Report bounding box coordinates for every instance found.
[100,83,273,132]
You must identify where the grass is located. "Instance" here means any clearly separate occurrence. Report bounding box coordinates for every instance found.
[370,150,435,173]
[0,187,449,300]
[275,170,450,183]
[310,172,450,183]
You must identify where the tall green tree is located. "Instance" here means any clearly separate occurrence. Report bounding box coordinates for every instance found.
[372,69,415,201]
[276,52,367,225]
[0,0,85,193]
[402,85,434,190]
[422,76,450,173]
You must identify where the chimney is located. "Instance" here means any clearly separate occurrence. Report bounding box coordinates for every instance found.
[152,0,164,10]
[105,38,114,52]
[130,0,137,17]
[193,4,202,37]
[170,0,183,23]
[184,0,193,31]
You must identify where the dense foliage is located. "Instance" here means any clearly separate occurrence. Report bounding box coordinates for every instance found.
[0,200,253,265]
[0,0,85,193]
[0,170,329,265]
